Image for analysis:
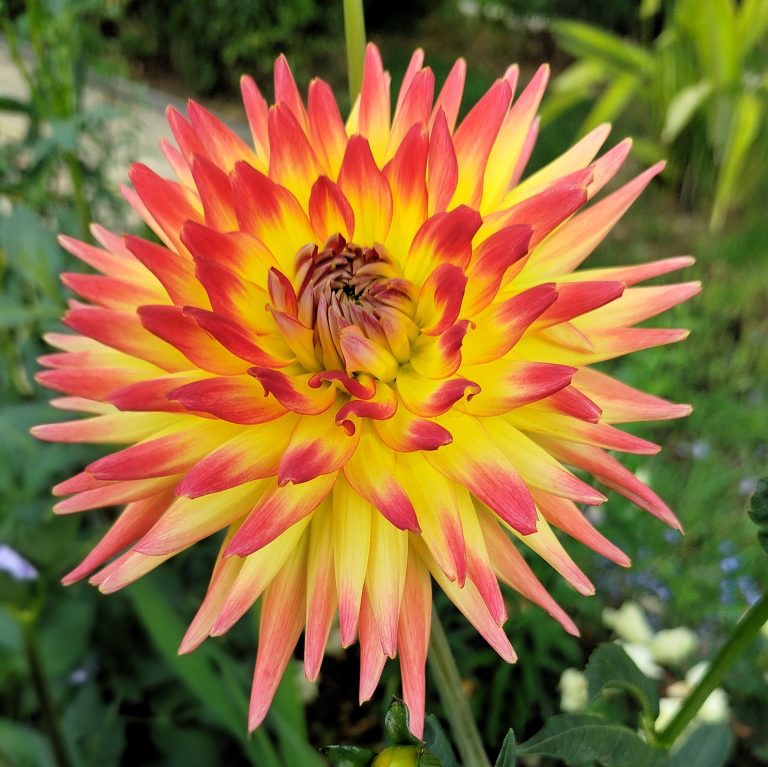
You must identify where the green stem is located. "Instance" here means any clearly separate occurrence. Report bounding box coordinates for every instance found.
[20,618,73,767]
[342,0,366,106]
[428,606,492,767]
[655,589,768,747]
[64,152,93,240]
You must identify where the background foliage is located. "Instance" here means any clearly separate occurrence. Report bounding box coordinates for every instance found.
[1,0,767,765]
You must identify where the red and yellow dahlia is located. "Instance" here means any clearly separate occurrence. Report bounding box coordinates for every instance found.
[34,45,698,736]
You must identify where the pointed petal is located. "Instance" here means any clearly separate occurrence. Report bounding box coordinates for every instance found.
[277,403,360,484]
[458,359,575,417]
[309,176,355,241]
[416,264,467,336]
[304,502,336,680]
[463,224,532,315]
[426,413,537,534]
[168,375,288,424]
[365,507,408,657]
[396,365,479,418]
[177,417,299,498]
[308,78,348,178]
[461,283,557,365]
[61,492,172,584]
[404,206,481,286]
[398,554,431,738]
[451,79,512,207]
[427,109,458,216]
[337,136,393,246]
[358,591,388,702]
[248,540,308,730]
[332,477,372,646]
[342,426,419,532]
[396,454,467,585]
[358,44,391,164]
[136,481,266,556]
[477,507,579,635]
[226,473,335,556]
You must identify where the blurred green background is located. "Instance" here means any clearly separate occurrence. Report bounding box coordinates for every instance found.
[1,0,767,764]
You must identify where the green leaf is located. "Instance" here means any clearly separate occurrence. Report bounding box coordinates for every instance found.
[639,0,662,19]
[321,745,376,767]
[385,699,419,745]
[668,723,734,767]
[516,714,667,767]
[0,95,31,113]
[127,576,282,767]
[662,81,714,143]
[418,748,444,767]
[0,718,55,767]
[552,20,654,75]
[422,715,456,767]
[736,0,768,54]
[710,91,762,230]
[748,477,768,553]
[494,729,516,767]
[580,72,640,135]
[586,643,660,719]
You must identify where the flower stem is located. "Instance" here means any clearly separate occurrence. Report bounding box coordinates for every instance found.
[342,0,366,106]
[20,617,73,767]
[428,606,492,767]
[655,589,768,747]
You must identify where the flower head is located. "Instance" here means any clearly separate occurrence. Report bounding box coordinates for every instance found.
[34,45,698,736]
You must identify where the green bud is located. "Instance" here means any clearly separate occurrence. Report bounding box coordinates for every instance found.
[372,745,420,767]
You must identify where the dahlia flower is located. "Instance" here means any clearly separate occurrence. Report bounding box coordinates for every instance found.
[34,45,698,736]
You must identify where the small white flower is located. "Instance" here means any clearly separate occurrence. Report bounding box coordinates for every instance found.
[621,642,662,679]
[655,697,683,731]
[697,688,729,723]
[603,602,654,645]
[559,668,589,713]
[0,544,38,582]
[666,680,689,698]
[634,467,653,486]
[685,661,710,687]
[651,627,698,665]
[293,663,319,704]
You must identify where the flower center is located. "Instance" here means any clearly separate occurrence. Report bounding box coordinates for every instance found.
[296,235,417,372]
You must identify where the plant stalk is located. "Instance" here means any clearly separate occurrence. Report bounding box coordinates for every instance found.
[20,618,73,767]
[342,0,366,106]
[428,606,492,767]
[655,589,768,746]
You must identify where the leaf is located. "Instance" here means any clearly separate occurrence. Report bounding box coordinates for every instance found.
[662,81,714,143]
[321,745,376,767]
[127,576,283,767]
[494,729,516,767]
[423,715,457,767]
[553,20,655,75]
[0,718,55,767]
[747,477,768,553]
[516,714,667,767]
[418,749,444,767]
[668,723,734,767]
[385,699,419,745]
[580,72,641,135]
[710,92,762,230]
[736,0,768,54]
[639,0,662,19]
[0,95,31,113]
[585,643,660,719]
